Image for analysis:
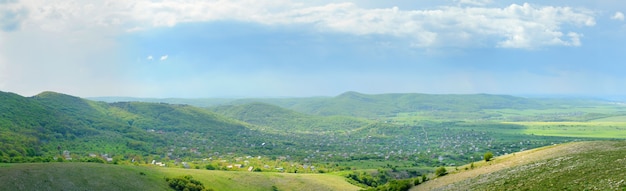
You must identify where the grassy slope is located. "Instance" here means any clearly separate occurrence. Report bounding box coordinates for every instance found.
[413,141,626,191]
[0,163,169,190]
[0,163,359,191]
[156,168,360,191]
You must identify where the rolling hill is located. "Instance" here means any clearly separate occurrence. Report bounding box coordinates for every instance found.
[0,91,284,161]
[226,92,547,118]
[210,102,371,133]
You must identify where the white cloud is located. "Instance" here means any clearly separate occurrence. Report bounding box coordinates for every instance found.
[0,0,27,32]
[612,11,624,21]
[160,55,168,61]
[5,0,597,49]
[147,55,153,60]
[455,0,492,6]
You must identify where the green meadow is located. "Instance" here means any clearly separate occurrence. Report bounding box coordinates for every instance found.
[503,121,626,138]
[0,163,359,191]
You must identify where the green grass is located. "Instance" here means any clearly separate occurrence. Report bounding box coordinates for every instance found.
[0,163,169,191]
[0,163,360,191]
[154,167,360,191]
[414,141,626,191]
[504,121,626,138]
[591,115,626,122]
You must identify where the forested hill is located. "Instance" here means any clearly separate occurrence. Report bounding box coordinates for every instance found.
[0,91,267,161]
[229,92,558,118]
[210,102,371,133]
[281,91,544,117]
[91,92,614,118]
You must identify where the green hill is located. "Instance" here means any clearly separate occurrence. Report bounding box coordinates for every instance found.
[414,141,626,191]
[0,91,283,162]
[226,92,547,118]
[0,163,360,191]
[210,102,371,133]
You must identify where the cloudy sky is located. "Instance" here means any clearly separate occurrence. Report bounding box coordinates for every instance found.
[0,0,625,98]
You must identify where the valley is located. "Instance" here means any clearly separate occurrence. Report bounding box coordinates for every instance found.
[2,90,626,190]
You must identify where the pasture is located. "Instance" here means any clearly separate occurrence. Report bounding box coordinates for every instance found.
[0,163,359,191]
[504,121,626,139]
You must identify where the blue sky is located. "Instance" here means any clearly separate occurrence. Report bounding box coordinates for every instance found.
[0,0,625,98]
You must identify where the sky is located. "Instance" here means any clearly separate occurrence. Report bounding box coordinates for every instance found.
[0,0,625,98]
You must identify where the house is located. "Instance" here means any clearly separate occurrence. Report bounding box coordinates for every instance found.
[106,158,113,162]
[234,164,242,168]
[248,166,254,172]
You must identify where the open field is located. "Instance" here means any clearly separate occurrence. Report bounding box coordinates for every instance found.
[0,163,360,191]
[0,163,169,190]
[504,121,626,138]
[413,141,626,191]
[154,168,360,191]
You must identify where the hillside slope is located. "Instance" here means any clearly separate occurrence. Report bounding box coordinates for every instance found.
[414,141,626,191]
[0,91,278,161]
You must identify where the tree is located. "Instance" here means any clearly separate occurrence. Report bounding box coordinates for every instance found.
[484,152,494,162]
[435,166,447,177]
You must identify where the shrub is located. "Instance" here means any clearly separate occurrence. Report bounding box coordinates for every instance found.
[205,164,216,170]
[435,166,447,177]
[484,152,494,162]
[165,175,212,191]
[385,179,413,191]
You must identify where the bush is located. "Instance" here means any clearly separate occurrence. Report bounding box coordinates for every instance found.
[385,179,413,191]
[205,164,216,170]
[484,152,494,162]
[435,166,447,177]
[165,175,212,191]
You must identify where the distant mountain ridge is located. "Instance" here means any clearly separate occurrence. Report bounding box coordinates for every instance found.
[89,91,614,118]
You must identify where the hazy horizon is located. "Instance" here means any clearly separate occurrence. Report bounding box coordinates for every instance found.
[1,1,625,98]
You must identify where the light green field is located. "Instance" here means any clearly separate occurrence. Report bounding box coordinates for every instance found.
[591,115,626,122]
[504,121,626,138]
[155,168,360,191]
[0,163,360,191]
